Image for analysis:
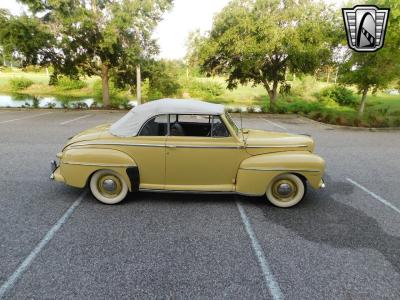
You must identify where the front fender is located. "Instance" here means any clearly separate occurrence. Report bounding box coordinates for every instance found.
[236,151,325,196]
[59,148,137,190]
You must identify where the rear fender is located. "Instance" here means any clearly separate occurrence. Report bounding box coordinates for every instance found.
[236,151,325,195]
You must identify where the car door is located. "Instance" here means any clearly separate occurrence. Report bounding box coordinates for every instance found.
[165,114,247,192]
[125,115,167,190]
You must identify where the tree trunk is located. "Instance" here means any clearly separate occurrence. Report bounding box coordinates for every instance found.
[270,81,279,113]
[358,87,368,116]
[101,64,110,108]
[263,80,278,113]
[269,91,278,112]
[334,68,338,84]
[136,65,141,105]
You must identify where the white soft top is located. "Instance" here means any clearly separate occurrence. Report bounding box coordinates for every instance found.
[110,98,225,137]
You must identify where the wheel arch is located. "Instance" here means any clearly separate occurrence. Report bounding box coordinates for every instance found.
[60,147,139,191]
[236,151,325,195]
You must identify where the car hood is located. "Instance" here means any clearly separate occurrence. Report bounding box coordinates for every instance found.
[244,129,314,155]
[64,123,112,149]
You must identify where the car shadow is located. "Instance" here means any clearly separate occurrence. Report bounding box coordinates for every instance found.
[240,175,400,274]
[126,190,236,205]
[85,176,400,274]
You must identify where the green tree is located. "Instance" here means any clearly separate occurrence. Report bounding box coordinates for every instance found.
[185,30,206,77]
[0,11,54,67]
[113,59,182,100]
[195,0,338,111]
[339,0,400,115]
[15,0,172,107]
[145,60,182,99]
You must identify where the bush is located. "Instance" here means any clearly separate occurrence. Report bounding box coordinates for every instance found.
[147,76,181,100]
[46,102,56,109]
[9,77,34,90]
[391,117,400,127]
[291,75,317,97]
[56,77,87,90]
[320,85,357,106]
[183,79,224,99]
[318,96,341,108]
[246,106,257,113]
[22,65,45,73]
[274,99,324,114]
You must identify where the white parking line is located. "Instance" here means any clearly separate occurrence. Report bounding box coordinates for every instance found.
[347,178,400,215]
[0,191,87,298]
[60,114,91,125]
[0,112,52,125]
[259,117,288,131]
[236,201,283,300]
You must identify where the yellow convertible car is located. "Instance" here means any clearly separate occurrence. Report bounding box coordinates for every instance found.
[51,99,325,207]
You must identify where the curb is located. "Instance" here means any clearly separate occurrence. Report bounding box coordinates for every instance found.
[232,112,400,131]
[298,115,400,132]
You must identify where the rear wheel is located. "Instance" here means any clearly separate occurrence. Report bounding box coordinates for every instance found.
[266,173,306,208]
[90,170,128,204]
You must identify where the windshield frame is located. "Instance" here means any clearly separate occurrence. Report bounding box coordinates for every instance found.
[225,112,239,135]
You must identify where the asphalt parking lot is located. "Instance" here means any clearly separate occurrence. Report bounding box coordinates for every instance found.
[0,109,399,299]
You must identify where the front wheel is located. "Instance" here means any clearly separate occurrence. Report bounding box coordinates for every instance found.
[90,170,128,204]
[266,174,306,208]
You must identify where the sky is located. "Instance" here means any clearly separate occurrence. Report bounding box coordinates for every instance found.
[0,0,342,60]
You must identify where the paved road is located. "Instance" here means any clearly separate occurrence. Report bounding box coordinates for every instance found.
[0,109,399,299]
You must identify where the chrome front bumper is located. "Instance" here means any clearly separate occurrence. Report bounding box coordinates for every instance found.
[320,178,326,189]
[50,160,58,180]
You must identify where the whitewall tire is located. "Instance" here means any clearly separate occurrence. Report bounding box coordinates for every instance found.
[266,174,306,208]
[90,170,128,205]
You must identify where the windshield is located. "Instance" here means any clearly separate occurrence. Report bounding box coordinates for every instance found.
[225,112,239,135]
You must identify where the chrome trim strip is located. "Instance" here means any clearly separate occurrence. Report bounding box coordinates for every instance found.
[72,142,241,149]
[246,145,308,148]
[63,161,131,167]
[71,142,307,149]
[72,142,166,148]
[171,145,240,149]
[239,168,321,173]
[139,188,236,194]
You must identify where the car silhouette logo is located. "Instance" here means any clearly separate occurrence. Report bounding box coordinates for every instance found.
[342,5,390,52]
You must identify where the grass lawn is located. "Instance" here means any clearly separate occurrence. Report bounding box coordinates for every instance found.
[365,94,400,114]
[0,70,50,87]
[0,70,128,103]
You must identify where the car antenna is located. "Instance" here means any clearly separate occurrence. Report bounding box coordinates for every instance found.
[240,110,243,132]
[240,110,246,143]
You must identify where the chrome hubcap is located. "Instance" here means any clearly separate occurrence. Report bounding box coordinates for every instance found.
[102,179,117,192]
[271,179,297,202]
[277,183,293,196]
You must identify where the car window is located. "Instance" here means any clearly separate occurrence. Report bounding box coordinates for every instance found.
[177,114,211,123]
[139,115,168,136]
[211,116,230,137]
[169,114,229,137]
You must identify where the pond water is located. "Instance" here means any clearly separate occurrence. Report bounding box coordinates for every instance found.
[0,93,259,112]
[0,94,97,108]
[0,94,137,109]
